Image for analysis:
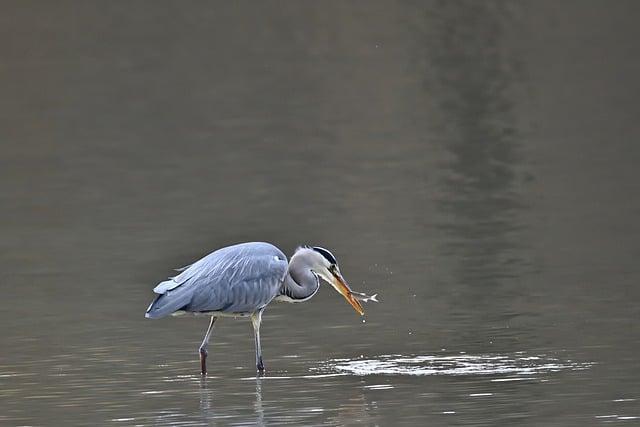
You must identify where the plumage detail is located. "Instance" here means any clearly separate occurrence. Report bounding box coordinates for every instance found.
[274,272,320,303]
[311,246,337,264]
[145,242,288,319]
[152,279,182,294]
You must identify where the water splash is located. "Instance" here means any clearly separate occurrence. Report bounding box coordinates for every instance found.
[318,353,594,377]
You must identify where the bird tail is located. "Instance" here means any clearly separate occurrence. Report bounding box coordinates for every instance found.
[145,281,192,319]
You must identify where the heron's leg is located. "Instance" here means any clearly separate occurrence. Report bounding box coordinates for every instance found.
[199,316,217,375]
[250,309,265,373]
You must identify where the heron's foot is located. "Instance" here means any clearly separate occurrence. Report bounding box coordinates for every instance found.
[256,357,265,374]
[199,348,208,375]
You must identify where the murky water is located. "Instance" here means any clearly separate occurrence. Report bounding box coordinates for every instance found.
[2,1,640,425]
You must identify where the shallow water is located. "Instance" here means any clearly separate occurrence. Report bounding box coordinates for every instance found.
[2,1,640,425]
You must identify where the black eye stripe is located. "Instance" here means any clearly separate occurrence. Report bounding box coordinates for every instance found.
[312,246,337,265]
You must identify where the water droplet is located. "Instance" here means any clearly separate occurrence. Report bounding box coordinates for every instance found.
[362,319,366,323]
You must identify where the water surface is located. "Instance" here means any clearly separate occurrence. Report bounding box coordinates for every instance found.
[1,1,639,425]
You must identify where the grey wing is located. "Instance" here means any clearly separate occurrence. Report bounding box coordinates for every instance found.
[145,242,288,318]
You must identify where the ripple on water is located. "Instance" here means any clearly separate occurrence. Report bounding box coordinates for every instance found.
[319,353,594,377]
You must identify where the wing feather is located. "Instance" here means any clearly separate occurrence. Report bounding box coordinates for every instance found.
[145,242,287,318]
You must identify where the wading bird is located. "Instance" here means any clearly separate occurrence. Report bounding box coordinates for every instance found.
[145,242,376,374]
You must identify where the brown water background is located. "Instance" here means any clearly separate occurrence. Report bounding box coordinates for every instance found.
[1,1,639,425]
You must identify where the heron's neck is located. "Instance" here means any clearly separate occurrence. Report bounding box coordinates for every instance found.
[279,258,319,302]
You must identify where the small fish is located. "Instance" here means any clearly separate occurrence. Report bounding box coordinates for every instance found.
[351,291,379,303]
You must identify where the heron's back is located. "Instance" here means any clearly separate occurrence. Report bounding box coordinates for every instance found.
[145,242,288,318]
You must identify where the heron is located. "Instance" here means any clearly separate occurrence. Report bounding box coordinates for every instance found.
[145,242,377,375]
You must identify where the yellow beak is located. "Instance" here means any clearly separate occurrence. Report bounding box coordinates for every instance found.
[329,269,364,316]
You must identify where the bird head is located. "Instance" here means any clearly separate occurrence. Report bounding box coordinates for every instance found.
[302,246,364,316]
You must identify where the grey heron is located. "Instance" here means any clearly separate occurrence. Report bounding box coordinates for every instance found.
[145,242,375,375]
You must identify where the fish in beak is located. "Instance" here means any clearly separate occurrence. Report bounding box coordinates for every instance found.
[327,267,364,316]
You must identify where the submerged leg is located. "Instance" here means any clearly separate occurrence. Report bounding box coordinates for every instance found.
[250,309,265,373]
[199,316,218,375]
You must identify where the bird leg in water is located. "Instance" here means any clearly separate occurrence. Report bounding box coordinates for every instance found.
[251,309,265,374]
[199,316,218,375]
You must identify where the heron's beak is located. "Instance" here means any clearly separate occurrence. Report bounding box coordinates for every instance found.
[328,269,364,316]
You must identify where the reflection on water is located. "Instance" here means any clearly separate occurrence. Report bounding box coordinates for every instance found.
[426,2,530,289]
[195,368,374,425]
[253,378,264,426]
